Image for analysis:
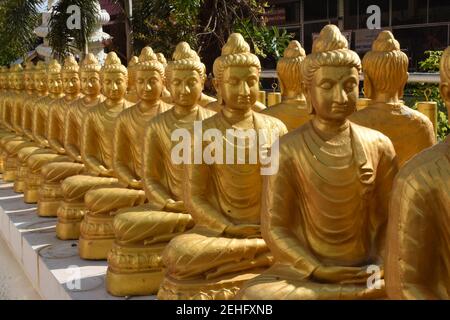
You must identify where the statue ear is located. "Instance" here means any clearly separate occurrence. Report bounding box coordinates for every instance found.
[440,82,450,104]
[302,82,314,115]
[363,75,373,99]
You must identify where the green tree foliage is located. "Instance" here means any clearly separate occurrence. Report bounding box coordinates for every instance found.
[0,0,42,65]
[47,0,100,60]
[133,0,293,72]
[409,50,449,141]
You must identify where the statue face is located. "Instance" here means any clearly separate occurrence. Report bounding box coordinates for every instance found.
[80,71,101,96]
[62,71,81,95]
[219,66,259,111]
[102,72,127,101]
[8,75,14,89]
[48,73,63,95]
[307,66,359,122]
[136,70,164,102]
[169,69,203,108]
[34,72,47,93]
[24,73,34,91]
[14,74,24,90]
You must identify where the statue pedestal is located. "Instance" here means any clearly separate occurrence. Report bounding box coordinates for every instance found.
[0,176,156,300]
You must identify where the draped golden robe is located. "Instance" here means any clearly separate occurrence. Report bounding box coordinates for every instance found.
[38,96,105,216]
[262,98,311,132]
[106,106,214,296]
[56,100,132,240]
[386,137,450,300]
[349,102,436,167]
[24,96,80,202]
[78,101,173,259]
[83,101,172,214]
[158,111,287,300]
[238,121,398,300]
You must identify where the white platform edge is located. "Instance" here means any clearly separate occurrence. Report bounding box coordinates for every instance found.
[0,180,155,300]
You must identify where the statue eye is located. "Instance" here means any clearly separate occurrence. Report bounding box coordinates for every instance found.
[320,81,333,90]
[345,81,357,92]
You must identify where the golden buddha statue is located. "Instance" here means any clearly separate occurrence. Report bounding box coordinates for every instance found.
[56,52,132,240]
[10,62,50,192]
[349,31,435,167]
[158,33,287,300]
[24,55,82,203]
[1,64,26,181]
[0,66,9,133]
[237,25,399,300]
[1,68,18,135]
[125,56,140,104]
[78,46,173,260]
[385,46,450,300]
[2,62,38,182]
[38,54,105,217]
[262,40,311,131]
[14,60,65,191]
[105,42,215,296]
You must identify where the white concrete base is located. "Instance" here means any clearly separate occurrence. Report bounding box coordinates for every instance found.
[0,177,156,300]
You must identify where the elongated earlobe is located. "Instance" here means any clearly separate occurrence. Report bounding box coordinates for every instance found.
[363,76,373,99]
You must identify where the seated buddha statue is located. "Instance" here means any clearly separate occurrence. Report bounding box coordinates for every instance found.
[385,46,450,300]
[158,33,287,300]
[237,25,398,300]
[78,46,173,260]
[37,54,105,217]
[1,64,26,181]
[24,55,82,203]
[125,56,140,104]
[14,60,65,192]
[105,42,215,296]
[262,40,311,132]
[0,68,17,135]
[2,63,36,163]
[11,62,50,192]
[349,31,435,167]
[55,52,133,240]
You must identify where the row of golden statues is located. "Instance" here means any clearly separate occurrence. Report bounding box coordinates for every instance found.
[0,25,448,299]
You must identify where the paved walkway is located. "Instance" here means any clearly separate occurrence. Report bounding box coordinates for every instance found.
[0,233,40,299]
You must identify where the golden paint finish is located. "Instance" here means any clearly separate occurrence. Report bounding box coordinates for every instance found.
[238,25,398,300]
[349,31,435,167]
[262,40,311,132]
[385,46,450,300]
[78,47,172,260]
[24,55,82,203]
[158,34,287,300]
[56,52,132,241]
[38,54,104,217]
[125,56,140,104]
[106,42,214,296]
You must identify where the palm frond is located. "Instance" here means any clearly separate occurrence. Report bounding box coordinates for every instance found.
[48,0,99,60]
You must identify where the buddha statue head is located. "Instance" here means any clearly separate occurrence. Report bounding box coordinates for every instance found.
[302,24,361,123]
[135,46,165,103]
[34,61,48,95]
[101,52,128,103]
[166,42,206,108]
[62,54,81,98]
[127,55,139,92]
[12,64,25,91]
[0,66,7,90]
[440,46,450,115]
[362,31,408,101]
[277,40,306,100]
[24,61,35,93]
[80,53,101,98]
[213,33,261,111]
[47,59,63,97]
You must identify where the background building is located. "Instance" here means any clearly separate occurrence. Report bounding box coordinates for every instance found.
[266,0,450,71]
